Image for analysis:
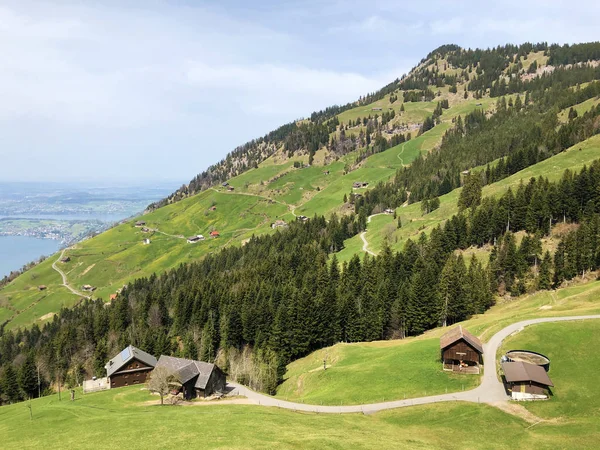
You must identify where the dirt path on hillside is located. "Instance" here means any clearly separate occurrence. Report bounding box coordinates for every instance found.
[360,213,386,256]
[52,249,90,299]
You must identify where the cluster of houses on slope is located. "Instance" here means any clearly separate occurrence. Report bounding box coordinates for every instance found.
[102,345,226,399]
[440,325,554,401]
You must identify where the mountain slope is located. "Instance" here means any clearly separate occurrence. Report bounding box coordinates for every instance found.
[1,41,599,334]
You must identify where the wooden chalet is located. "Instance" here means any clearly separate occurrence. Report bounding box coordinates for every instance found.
[155,355,226,399]
[210,231,220,238]
[135,221,146,227]
[227,186,235,191]
[105,345,157,388]
[109,294,117,301]
[502,361,553,400]
[60,256,71,263]
[38,285,47,291]
[297,215,308,222]
[82,284,96,292]
[440,326,483,374]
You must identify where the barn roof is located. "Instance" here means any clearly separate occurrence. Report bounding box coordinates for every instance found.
[502,361,553,387]
[155,355,218,390]
[440,325,483,354]
[105,345,157,378]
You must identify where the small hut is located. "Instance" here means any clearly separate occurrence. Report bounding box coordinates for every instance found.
[440,325,483,374]
[502,361,553,400]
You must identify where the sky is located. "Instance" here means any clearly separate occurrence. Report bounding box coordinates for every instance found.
[1,0,598,185]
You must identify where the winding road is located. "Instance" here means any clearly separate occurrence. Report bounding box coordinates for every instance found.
[52,249,91,299]
[229,315,600,414]
[360,213,385,256]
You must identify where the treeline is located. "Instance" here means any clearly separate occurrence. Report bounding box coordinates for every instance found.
[547,42,600,65]
[0,206,495,402]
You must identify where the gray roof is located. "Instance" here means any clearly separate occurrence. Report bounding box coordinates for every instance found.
[502,361,553,387]
[105,345,157,378]
[155,355,218,390]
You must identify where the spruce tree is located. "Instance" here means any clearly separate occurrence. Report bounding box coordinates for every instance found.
[2,365,20,403]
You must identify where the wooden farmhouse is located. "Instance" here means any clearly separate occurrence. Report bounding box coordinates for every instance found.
[440,326,483,374]
[155,355,226,399]
[105,345,157,388]
[135,221,146,227]
[210,231,220,238]
[502,361,553,400]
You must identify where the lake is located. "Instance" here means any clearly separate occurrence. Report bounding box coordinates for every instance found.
[0,236,62,278]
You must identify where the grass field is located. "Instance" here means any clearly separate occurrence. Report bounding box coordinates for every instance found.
[276,337,480,405]
[2,314,600,449]
[274,276,600,406]
[499,320,600,422]
[1,382,597,449]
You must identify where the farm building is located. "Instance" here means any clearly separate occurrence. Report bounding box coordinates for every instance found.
[109,294,117,301]
[440,325,483,374]
[222,182,229,187]
[82,285,96,292]
[135,221,146,227]
[60,256,71,263]
[502,361,553,400]
[210,231,220,238]
[272,220,288,229]
[209,206,217,211]
[38,285,47,291]
[141,227,150,233]
[187,235,205,243]
[142,238,151,245]
[297,215,308,222]
[105,345,157,388]
[384,208,394,214]
[353,182,369,188]
[227,186,235,191]
[154,355,226,399]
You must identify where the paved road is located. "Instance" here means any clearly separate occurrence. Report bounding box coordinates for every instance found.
[52,249,91,299]
[229,315,600,414]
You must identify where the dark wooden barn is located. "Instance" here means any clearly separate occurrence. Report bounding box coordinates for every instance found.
[105,345,157,388]
[440,326,484,374]
[155,355,226,399]
[502,361,553,400]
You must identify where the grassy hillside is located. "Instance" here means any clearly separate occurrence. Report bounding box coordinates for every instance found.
[340,133,600,261]
[500,321,600,418]
[1,89,481,329]
[276,277,600,405]
[2,315,600,448]
[1,44,596,331]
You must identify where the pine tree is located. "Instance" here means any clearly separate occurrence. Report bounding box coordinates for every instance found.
[538,251,552,290]
[18,353,38,399]
[2,365,20,403]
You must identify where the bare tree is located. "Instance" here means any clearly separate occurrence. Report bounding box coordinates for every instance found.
[147,367,175,405]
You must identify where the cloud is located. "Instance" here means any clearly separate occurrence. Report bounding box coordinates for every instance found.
[430,18,464,35]
[186,62,393,116]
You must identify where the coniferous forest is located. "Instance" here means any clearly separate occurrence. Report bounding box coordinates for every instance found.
[4,159,600,400]
[2,41,600,404]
